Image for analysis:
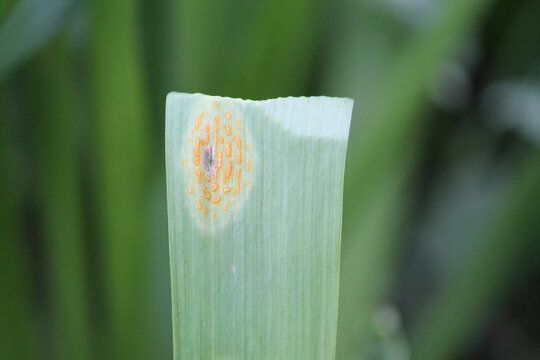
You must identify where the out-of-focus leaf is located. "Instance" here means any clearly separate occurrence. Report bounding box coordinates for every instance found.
[410,154,540,360]
[233,0,325,98]
[141,0,174,140]
[481,80,540,147]
[360,305,410,360]
[344,0,492,198]
[370,0,446,27]
[0,0,77,81]
[0,87,37,360]
[324,1,409,111]
[24,35,91,360]
[397,143,510,320]
[326,0,493,358]
[171,0,324,99]
[0,0,17,22]
[88,0,151,358]
[487,0,540,79]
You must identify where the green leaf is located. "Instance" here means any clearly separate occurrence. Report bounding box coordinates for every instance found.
[410,155,540,360]
[170,0,325,98]
[88,0,151,357]
[0,0,17,22]
[166,93,353,359]
[0,86,38,360]
[24,34,91,360]
[0,0,77,81]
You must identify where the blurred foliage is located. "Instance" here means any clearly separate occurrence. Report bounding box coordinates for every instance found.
[1,0,539,359]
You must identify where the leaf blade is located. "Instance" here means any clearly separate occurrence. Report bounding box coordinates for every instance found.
[166,93,352,359]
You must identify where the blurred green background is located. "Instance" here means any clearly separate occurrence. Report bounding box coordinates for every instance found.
[1,0,540,359]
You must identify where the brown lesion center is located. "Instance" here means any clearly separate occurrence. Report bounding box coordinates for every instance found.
[202,144,214,175]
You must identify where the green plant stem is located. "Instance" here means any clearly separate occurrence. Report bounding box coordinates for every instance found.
[89,0,150,358]
[25,35,91,360]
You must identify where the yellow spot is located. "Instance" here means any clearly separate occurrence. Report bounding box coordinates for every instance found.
[195,114,201,130]
[236,137,242,150]
[214,152,222,192]
[204,133,209,145]
[181,159,185,166]
[195,168,202,183]
[204,192,210,200]
[224,112,231,120]
[187,139,191,143]
[193,137,200,166]
[223,124,232,136]
[206,173,211,182]
[188,185,193,193]
[203,208,207,215]
[223,187,231,193]
[225,142,231,157]
[191,129,194,133]
[213,115,219,153]
[196,199,202,210]
[223,160,232,183]
[246,180,250,189]
[212,210,217,217]
[219,137,224,143]
[236,151,241,164]
[202,185,207,193]
[211,196,221,204]
[236,118,241,129]
[204,123,210,132]
[216,152,222,170]
[246,158,250,171]
[235,168,241,193]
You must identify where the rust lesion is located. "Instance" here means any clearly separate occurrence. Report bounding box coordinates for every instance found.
[184,102,253,221]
